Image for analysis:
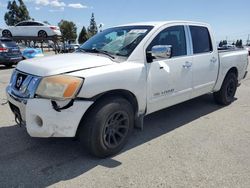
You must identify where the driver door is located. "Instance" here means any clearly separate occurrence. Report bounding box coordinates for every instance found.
[146,25,193,114]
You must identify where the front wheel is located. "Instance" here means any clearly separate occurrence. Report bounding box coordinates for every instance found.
[78,97,134,158]
[213,72,238,105]
[2,30,12,38]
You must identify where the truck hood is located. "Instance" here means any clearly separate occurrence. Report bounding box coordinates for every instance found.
[17,53,115,76]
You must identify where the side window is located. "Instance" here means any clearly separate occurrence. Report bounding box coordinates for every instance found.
[148,26,187,57]
[37,22,44,26]
[16,22,27,26]
[26,22,34,26]
[190,26,213,54]
[32,22,44,26]
[24,22,39,26]
[20,22,29,26]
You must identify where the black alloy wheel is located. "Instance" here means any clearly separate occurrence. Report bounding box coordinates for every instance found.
[2,30,12,38]
[103,111,130,149]
[38,30,47,38]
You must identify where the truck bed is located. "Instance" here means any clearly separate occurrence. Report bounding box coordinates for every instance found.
[213,48,248,91]
[218,48,245,53]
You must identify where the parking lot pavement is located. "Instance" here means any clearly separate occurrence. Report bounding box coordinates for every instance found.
[0,61,250,188]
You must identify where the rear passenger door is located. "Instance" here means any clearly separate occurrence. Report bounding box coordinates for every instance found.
[30,22,44,36]
[189,25,219,97]
[26,22,40,37]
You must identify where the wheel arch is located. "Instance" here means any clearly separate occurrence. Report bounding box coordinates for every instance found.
[214,66,239,92]
[75,89,139,136]
[227,67,238,79]
[213,66,238,105]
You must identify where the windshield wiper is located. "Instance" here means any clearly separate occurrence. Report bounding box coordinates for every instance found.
[82,48,115,59]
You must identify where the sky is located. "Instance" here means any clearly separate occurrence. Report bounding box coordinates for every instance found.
[0,0,250,43]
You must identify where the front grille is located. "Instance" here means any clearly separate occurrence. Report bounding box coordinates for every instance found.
[15,73,28,90]
[9,70,42,99]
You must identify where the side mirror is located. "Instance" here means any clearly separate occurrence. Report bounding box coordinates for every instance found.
[149,45,172,60]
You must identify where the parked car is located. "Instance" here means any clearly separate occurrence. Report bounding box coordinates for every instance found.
[0,37,22,67]
[70,44,80,51]
[60,43,80,53]
[6,21,249,158]
[22,48,44,59]
[2,21,61,38]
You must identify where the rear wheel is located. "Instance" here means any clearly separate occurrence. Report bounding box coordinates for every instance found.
[2,30,12,38]
[78,97,134,158]
[38,30,47,38]
[213,72,238,105]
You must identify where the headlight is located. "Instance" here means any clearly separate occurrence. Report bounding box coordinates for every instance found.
[36,75,84,100]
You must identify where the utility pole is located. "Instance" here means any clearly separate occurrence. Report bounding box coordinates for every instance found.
[247,34,250,46]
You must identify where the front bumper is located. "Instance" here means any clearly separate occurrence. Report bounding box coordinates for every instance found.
[6,70,93,137]
[25,99,93,137]
[7,89,93,137]
[7,90,27,124]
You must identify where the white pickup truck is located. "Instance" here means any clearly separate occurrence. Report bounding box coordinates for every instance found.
[6,21,248,157]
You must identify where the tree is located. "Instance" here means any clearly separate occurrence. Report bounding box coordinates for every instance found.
[239,39,243,48]
[236,39,243,48]
[88,13,98,37]
[236,40,239,47]
[99,23,103,32]
[78,26,89,44]
[58,20,77,42]
[219,41,223,47]
[4,0,30,26]
[18,0,30,21]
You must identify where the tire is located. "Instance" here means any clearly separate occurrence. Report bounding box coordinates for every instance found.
[78,97,134,158]
[213,72,238,105]
[2,30,12,38]
[38,30,47,38]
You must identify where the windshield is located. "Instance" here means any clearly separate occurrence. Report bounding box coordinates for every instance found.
[79,25,153,57]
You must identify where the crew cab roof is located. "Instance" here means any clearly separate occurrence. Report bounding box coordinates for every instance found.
[118,20,210,28]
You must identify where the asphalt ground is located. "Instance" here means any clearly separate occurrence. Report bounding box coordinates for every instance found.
[0,58,249,188]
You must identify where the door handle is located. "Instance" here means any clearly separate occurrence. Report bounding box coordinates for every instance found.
[183,61,192,68]
[210,57,217,63]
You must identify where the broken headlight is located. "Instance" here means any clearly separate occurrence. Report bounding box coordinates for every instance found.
[36,75,84,100]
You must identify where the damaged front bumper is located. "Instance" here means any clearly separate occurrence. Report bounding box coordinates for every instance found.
[25,99,93,137]
[7,90,93,137]
[6,70,93,137]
